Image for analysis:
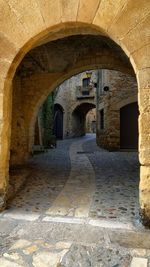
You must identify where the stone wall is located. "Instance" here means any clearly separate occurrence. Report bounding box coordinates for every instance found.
[10,77,28,167]
[96,70,138,150]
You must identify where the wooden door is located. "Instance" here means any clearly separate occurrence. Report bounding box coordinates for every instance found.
[120,102,138,149]
[54,105,63,139]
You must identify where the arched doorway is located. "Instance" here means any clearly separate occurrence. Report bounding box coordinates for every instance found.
[72,103,96,137]
[120,102,139,149]
[54,104,64,139]
[86,108,96,133]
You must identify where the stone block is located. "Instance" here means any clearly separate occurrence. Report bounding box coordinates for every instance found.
[138,89,150,113]
[139,133,150,150]
[32,250,68,267]
[0,258,24,267]
[130,257,148,267]
[0,0,29,49]
[93,0,125,33]
[139,165,150,226]
[121,14,150,54]
[10,239,31,250]
[78,0,100,23]
[139,113,150,134]
[0,185,6,210]
[107,0,149,40]
[139,149,150,166]
[140,165,150,190]
[0,93,4,120]
[61,0,79,22]
[6,0,45,38]
[0,60,12,87]
[0,34,17,62]
[131,43,150,71]
[137,69,150,90]
[36,0,61,27]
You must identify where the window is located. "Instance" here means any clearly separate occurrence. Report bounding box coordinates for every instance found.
[82,90,90,96]
[82,78,90,87]
[100,109,104,129]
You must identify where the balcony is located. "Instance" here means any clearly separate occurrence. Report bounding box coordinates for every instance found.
[76,85,95,100]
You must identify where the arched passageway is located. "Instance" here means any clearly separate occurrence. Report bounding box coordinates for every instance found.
[0,0,149,226]
[86,108,96,133]
[6,68,140,228]
[72,103,96,137]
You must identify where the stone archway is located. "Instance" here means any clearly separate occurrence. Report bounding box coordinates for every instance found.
[23,63,134,160]
[72,102,96,137]
[0,0,149,225]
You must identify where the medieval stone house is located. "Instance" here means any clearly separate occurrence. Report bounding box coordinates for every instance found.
[54,71,97,139]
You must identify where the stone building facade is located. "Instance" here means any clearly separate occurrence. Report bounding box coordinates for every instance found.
[54,69,138,150]
[96,70,138,150]
[54,71,97,138]
[34,71,97,145]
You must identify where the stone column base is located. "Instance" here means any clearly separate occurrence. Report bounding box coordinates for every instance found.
[0,189,6,211]
[140,208,150,228]
[139,165,150,227]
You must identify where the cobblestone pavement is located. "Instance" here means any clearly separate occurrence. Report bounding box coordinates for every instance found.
[0,218,150,267]
[6,139,72,215]
[0,134,149,267]
[0,238,148,267]
[83,137,140,224]
[4,134,139,224]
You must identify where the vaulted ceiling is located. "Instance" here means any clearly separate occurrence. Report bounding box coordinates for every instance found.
[17,35,133,77]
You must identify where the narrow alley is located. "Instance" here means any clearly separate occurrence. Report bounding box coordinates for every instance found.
[3,134,139,224]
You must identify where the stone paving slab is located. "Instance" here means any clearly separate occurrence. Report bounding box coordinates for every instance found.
[42,216,134,230]
[46,139,95,217]
[130,257,148,267]
[5,219,150,249]
[0,217,150,267]
[3,211,40,221]
[0,235,150,267]
[43,216,85,224]
[0,219,18,235]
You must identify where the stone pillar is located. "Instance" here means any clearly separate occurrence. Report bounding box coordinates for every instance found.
[140,166,150,226]
[10,77,29,167]
[0,78,12,211]
[139,86,150,226]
